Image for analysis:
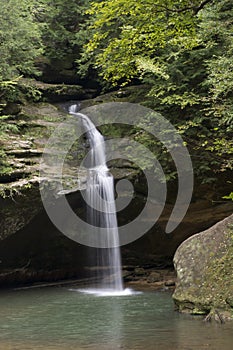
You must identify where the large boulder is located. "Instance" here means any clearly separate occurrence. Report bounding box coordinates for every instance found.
[173,214,233,320]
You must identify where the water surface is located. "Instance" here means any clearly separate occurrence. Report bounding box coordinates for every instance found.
[0,287,232,350]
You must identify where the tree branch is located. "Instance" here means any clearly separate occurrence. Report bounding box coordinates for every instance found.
[148,0,214,16]
[193,0,215,15]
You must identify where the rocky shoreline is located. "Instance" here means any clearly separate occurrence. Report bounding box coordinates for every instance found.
[0,262,176,291]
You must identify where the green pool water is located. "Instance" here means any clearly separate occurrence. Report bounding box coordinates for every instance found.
[0,286,232,350]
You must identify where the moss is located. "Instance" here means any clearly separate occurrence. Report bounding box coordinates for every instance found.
[198,225,233,310]
[173,216,233,320]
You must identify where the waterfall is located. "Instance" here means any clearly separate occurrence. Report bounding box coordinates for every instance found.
[69,104,123,292]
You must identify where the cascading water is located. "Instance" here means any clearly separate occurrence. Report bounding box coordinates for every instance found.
[69,105,123,292]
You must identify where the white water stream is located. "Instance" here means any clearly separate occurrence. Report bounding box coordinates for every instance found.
[69,105,125,294]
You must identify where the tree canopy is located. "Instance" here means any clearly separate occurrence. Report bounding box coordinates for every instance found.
[85,0,213,83]
[83,0,233,181]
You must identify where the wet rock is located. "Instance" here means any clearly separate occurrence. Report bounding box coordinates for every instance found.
[164,280,175,287]
[122,270,134,282]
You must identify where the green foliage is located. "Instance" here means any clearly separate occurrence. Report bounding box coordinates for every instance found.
[0,0,43,81]
[17,79,43,102]
[223,192,233,201]
[201,1,233,129]
[36,0,91,62]
[85,0,208,84]
[84,0,233,182]
[0,0,96,88]
[0,116,19,136]
[0,1,44,105]
[0,79,20,102]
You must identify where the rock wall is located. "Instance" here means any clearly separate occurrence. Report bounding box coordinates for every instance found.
[0,84,233,286]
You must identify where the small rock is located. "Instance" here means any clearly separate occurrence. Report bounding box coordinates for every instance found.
[134,267,145,276]
[147,272,161,283]
[116,89,130,98]
[226,297,233,308]
[164,280,175,287]
[2,102,21,115]
[122,270,134,282]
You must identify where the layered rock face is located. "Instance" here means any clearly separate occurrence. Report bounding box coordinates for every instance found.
[173,214,233,320]
[0,86,233,286]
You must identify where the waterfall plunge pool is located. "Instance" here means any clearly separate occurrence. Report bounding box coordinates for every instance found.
[0,287,232,350]
[72,287,139,297]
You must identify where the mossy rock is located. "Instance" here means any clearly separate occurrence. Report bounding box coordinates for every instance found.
[173,214,233,320]
[79,84,153,109]
[18,78,97,102]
